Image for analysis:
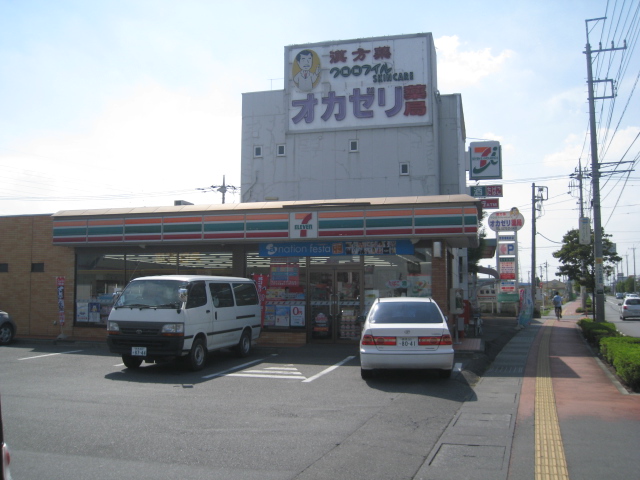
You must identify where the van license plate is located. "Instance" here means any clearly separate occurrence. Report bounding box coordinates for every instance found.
[131,347,147,356]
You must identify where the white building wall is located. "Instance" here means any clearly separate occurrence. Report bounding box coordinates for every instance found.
[241,91,465,202]
[438,94,467,195]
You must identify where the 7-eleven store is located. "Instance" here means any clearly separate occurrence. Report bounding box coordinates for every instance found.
[4,194,480,345]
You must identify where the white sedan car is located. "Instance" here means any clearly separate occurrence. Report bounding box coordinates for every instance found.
[359,297,454,380]
[620,297,640,320]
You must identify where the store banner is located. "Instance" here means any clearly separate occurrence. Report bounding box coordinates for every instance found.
[56,276,65,326]
[269,264,300,287]
[259,239,414,257]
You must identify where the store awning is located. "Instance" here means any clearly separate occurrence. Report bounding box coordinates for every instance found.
[52,195,482,248]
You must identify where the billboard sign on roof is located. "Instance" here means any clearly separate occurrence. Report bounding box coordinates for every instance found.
[286,34,435,133]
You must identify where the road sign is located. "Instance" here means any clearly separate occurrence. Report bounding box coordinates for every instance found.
[469,185,503,197]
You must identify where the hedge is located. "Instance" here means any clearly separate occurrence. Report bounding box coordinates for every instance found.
[577,318,640,392]
[577,318,620,344]
[599,336,640,392]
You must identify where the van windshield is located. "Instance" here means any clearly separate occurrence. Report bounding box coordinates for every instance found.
[114,279,185,308]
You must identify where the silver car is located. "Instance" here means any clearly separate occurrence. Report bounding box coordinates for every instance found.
[620,297,640,320]
[0,311,15,346]
[359,297,454,379]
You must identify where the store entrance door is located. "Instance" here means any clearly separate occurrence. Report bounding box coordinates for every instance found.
[308,268,362,343]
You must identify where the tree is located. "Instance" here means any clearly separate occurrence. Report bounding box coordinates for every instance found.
[552,228,621,294]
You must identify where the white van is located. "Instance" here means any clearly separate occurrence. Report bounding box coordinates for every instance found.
[107,275,262,371]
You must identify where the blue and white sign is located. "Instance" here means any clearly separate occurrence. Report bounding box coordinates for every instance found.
[498,243,515,256]
[259,239,414,257]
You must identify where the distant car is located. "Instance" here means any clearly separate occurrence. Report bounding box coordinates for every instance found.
[0,311,15,346]
[625,293,639,299]
[615,292,624,300]
[359,297,454,380]
[620,297,640,320]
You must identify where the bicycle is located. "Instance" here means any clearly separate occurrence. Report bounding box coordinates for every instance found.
[554,306,562,321]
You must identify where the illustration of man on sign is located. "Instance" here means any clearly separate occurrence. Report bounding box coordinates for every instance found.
[292,49,320,91]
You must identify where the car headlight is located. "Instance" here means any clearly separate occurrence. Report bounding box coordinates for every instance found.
[161,323,184,336]
[107,321,120,333]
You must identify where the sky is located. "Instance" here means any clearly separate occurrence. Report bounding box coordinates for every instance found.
[1,0,639,284]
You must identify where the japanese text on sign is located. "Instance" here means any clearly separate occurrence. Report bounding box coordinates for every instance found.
[288,34,433,132]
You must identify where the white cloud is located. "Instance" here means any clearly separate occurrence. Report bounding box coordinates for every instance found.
[0,81,242,214]
[435,35,514,91]
[542,133,585,168]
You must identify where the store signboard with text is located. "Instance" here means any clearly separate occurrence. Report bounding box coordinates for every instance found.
[488,209,525,232]
[469,185,503,197]
[286,34,434,132]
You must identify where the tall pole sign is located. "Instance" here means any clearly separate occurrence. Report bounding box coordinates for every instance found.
[488,209,524,304]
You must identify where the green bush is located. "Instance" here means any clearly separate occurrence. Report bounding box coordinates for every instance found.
[577,318,619,345]
[599,337,640,392]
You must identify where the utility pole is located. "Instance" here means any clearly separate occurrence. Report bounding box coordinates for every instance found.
[545,261,549,306]
[584,17,627,321]
[633,246,638,293]
[570,161,590,310]
[197,175,240,204]
[531,183,547,316]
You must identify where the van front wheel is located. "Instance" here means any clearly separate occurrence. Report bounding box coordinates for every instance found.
[188,338,207,371]
[122,355,143,369]
[236,330,252,358]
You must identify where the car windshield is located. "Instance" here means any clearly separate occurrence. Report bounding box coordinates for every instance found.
[114,279,184,308]
[369,302,443,324]
[626,299,640,305]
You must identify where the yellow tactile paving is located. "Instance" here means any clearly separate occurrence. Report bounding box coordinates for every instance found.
[535,320,570,479]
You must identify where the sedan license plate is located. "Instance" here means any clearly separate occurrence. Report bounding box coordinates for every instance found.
[131,347,147,356]
[397,337,417,347]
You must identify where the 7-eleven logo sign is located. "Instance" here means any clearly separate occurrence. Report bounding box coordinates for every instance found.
[290,212,317,238]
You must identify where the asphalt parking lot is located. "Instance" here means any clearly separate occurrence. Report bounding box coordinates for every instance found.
[2,337,503,480]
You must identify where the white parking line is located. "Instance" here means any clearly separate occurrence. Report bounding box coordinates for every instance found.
[229,366,306,380]
[302,355,355,383]
[454,362,462,372]
[18,350,84,360]
[201,354,278,379]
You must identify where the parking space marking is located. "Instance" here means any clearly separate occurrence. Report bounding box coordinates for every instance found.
[201,354,277,379]
[453,362,462,372]
[229,365,306,380]
[18,350,84,360]
[302,355,355,383]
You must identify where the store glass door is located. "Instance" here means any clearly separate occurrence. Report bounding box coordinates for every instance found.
[309,268,362,343]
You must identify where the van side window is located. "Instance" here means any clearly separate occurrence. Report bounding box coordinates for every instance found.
[233,283,259,306]
[186,281,208,309]
[209,283,234,308]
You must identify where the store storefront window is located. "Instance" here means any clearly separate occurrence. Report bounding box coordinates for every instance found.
[247,251,307,331]
[363,246,433,315]
[76,253,127,326]
[75,248,236,326]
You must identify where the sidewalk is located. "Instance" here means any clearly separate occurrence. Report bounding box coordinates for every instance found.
[416,300,640,480]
